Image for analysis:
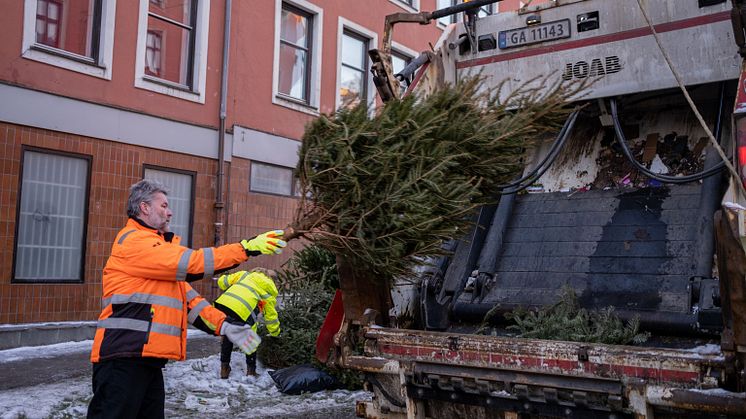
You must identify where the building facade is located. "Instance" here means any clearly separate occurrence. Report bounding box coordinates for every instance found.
[0,0,529,324]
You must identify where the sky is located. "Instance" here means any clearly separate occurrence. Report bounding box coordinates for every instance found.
[0,330,370,419]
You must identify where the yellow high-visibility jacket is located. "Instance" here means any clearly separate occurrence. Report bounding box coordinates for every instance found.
[215,271,281,337]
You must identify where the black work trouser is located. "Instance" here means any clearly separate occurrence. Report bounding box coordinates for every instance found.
[87,358,165,419]
[220,335,257,371]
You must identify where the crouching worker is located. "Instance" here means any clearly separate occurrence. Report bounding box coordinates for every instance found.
[215,268,281,378]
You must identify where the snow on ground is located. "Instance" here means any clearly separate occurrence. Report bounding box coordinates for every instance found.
[0,331,370,419]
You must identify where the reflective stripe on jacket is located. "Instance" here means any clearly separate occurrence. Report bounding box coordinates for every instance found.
[215,271,281,336]
[91,218,249,362]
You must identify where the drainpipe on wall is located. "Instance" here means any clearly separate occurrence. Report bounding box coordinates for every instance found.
[215,0,232,247]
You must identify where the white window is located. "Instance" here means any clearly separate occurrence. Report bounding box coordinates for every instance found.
[336,18,378,110]
[250,162,298,197]
[437,0,460,26]
[14,149,90,283]
[391,44,415,95]
[143,166,194,246]
[389,0,419,12]
[436,0,495,27]
[273,0,323,115]
[21,0,117,79]
[134,0,211,103]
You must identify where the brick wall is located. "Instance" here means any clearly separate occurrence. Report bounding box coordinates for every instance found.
[0,122,298,323]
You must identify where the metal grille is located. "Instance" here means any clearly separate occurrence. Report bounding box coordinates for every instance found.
[15,151,88,281]
[250,162,293,196]
[144,168,193,246]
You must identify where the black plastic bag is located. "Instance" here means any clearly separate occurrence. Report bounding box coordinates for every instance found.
[269,364,337,395]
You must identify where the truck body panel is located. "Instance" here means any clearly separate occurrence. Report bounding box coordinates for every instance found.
[331,1,746,417]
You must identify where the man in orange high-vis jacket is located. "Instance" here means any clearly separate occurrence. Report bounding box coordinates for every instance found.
[87,179,287,419]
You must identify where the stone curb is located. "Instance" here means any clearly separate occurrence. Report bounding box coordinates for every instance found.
[0,322,97,350]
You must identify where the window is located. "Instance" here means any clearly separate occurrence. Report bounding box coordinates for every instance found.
[273,0,323,114]
[34,0,100,58]
[13,148,91,283]
[339,30,369,109]
[436,1,494,25]
[250,162,299,197]
[134,0,211,102]
[144,0,197,87]
[437,0,459,25]
[391,51,411,76]
[391,50,412,95]
[278,4,312,103]
[145,30,163,76]
[35,0,63,49]
[143,166,195,247]
[389,0,419,11]
[22,0,116,79]
[477,3,495,17]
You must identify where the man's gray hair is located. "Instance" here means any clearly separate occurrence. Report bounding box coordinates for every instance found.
[127,179,169,218]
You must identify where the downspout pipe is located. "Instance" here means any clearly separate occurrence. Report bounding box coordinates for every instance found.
[215,0,232,247]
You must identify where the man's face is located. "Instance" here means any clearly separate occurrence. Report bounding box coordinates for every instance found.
[140,192,172,233]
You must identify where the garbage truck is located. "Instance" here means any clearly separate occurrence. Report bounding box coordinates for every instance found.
[318,1,746,417]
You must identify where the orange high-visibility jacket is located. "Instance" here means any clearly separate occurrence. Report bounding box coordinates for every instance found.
[91,218,249,363]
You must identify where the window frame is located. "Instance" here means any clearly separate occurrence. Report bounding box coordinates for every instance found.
[388,0,419,12]
[142,164,196,247]
[133,0,211,103]
[277,3,313,104]
[391,42,417,94]
[339,29,369,109]
[272,0,323,115]
[249,161,300,198]
[21,0,116,79]
[12,146,92,284]
[335,17,378,111]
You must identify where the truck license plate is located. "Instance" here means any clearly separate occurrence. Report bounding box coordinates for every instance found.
[498,19,571,49]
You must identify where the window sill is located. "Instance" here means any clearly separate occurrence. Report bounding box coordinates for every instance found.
[249,188,301,199]
[135,75,204,103]
[22,44,110,79]
[272,95,320,116]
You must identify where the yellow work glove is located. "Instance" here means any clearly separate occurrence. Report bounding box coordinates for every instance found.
[241,230,287,256]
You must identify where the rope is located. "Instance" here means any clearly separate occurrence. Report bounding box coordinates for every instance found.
[635,0,746,197]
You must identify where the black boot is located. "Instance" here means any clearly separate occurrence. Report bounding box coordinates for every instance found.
[220,362,231,379]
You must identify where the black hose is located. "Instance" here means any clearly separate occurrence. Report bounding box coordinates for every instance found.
[499,110,580,194]
[609,98,725,184]
[498,109,578,189]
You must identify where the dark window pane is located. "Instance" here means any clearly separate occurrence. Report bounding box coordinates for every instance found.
[15,151,88,281]
[278,43,308,100]
[391,53,408,75]
[145,14,192,85]
[251,163,293,196]
[341,33,365,70]
[143,168,193,246]
[145,30,163,76]
[35,0,98,57]
[280,8,309,48]
[149,0,193,26]
[339,65,364,108]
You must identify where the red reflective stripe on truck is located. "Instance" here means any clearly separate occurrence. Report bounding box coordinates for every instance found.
[456,11,730,69]
[378,343,701,384]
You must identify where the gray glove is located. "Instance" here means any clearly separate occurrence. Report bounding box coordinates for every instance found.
[220,322,262,355]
